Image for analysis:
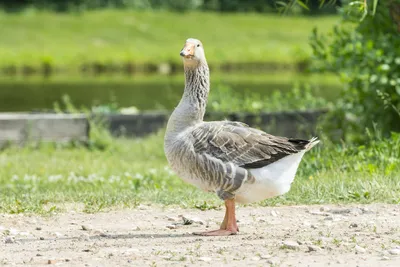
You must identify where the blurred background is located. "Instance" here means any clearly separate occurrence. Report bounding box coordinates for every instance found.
[0,0,342,114]
[0,0,399,213]
[0,0,398,140]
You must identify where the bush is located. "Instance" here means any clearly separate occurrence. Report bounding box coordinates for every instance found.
[310,0,400,142]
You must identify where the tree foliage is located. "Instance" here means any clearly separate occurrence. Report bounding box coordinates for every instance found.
[309,0,400,141]
[0,0,339,13]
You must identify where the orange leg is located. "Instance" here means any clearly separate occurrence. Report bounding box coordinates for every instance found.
[219,206,229,229]
[193,199,239,236]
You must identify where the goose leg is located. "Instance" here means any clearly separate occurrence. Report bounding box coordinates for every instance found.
[219,205,229,229]
[193,199,239,236]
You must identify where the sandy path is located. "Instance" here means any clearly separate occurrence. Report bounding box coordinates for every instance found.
[1,204,400,267]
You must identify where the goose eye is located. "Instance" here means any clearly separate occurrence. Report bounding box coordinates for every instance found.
[197,44,200,47]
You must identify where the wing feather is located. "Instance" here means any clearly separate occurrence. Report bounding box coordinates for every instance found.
[191,121,311,169]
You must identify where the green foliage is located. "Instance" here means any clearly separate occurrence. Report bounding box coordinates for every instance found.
[209,83,331,113]
[276,0,339,15]
[0,0,338,14]
[310,0,400,142]
[299,130,400,178]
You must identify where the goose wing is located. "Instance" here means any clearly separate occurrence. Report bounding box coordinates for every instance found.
[191,121,311,169]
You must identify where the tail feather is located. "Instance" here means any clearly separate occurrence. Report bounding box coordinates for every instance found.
[305,137,320,151]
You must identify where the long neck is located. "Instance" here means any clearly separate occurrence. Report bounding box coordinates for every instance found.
[182,62,210,119]
[166,61,210,135]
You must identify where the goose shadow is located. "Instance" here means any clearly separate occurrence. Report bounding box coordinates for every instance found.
[15,232,218,244]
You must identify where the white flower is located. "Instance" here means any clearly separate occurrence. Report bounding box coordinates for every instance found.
[48,174,63,182]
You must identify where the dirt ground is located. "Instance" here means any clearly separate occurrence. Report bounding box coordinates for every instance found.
[1,203,400,267]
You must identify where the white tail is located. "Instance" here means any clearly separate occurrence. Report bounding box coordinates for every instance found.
[306,137,320,151]
[235,136,320,204]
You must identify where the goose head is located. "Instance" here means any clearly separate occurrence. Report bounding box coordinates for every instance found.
[180,38,207,67]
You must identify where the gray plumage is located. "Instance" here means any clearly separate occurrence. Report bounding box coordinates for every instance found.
[164,38,319,203]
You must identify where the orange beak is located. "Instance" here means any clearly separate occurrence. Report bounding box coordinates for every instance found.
[180,42,195,58]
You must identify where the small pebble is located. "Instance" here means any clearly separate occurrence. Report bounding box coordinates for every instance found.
[166,216,178,222]
[92,229,106,236]
[270,210,278,217]
[47,259,56,264]
[81,225,91,231]
[5,237,16,244]
[324,215,341,222]
[182,216,205,225]
[166,224,176,230]
[267,257,280,265]
[138,204,148,210]
[349,223,358,228]
[330,208,351,214]
[122,248,140,256]
[320,206,330,212]
[388,248,400,255]
[199,257,211,262]
[361,207,373,214]
[40,237,45,240]
[182,216,194,225]
[308,245,322,252]
[283,240,300,250]
[19,231,31,236]
[35,227,42,231]
[381,256,390,260]
[36,254,43,257]
[251,256,260,261]
[79,233,90,241]
[350,208,363,215]
[53,232,63,237]
[260,254,272,259]
[355,245,366,254]
[9,228,19,235]
[309,210,325,215]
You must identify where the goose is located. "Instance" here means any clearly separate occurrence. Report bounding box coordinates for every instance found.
[164,38,319,236]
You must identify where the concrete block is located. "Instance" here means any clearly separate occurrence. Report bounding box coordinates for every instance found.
[0,113,89,146]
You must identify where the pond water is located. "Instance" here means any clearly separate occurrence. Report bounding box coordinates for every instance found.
[0,72,341,112]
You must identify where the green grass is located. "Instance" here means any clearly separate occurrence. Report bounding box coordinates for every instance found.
[0,129,399,214]
[0,10,339,69]
[208,82,332,113]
